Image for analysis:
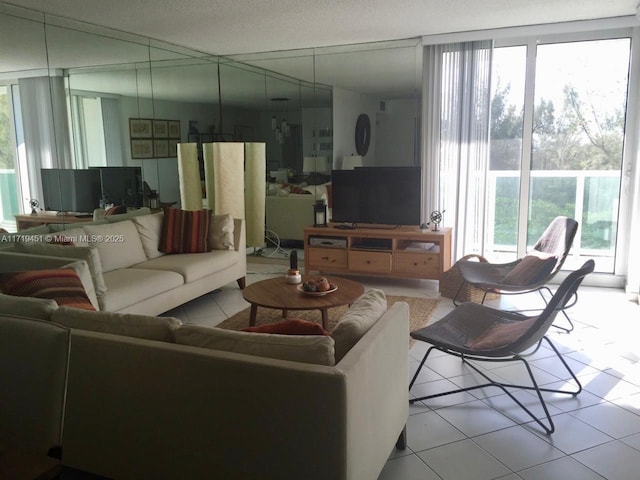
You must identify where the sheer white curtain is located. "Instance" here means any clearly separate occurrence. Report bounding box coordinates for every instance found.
[18,76,72,203]
[422,41,493,259]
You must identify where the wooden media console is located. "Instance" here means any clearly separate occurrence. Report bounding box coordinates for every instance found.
[304,224,452,280]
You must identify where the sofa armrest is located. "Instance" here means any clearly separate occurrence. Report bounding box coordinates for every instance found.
[233,218,246,254]
[337,302,410,480]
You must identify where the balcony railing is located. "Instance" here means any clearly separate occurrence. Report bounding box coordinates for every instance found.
[486,169,620,272]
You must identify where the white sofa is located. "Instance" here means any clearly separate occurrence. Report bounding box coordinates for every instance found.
[0,292,410,479]
[265,183,330,242]
[0,209,246,315]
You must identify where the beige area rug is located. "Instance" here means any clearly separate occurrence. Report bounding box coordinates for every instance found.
[217,295,440,340]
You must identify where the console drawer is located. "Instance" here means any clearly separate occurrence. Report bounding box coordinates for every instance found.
[393,252,440,277]
[308,247,348,270]
[349,250,392,273]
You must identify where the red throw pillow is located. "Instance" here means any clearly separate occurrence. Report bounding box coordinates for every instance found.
[159,207,211,254]
[243,318,329,335]
[282,183,311,195]
[0,268,95,311]
[105,205,127,215]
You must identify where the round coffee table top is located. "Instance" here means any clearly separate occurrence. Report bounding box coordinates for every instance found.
[242,275,364,312]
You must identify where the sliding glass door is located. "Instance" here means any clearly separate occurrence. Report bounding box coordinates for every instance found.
[487,33,631,273]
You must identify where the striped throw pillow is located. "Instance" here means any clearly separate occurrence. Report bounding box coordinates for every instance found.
[0,268,96,311]
[159,208,211,254]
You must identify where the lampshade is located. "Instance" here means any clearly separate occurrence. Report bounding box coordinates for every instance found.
[342,155,363,170]
[303,156,330,174]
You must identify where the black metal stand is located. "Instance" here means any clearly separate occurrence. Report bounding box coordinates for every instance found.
[408,336,582,435]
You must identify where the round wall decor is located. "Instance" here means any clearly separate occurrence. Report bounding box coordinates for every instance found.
[355,113,371,156]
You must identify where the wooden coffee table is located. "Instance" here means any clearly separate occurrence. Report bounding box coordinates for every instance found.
[242,275,365,330]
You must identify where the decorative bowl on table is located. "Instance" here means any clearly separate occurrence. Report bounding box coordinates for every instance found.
[298,278,338,296]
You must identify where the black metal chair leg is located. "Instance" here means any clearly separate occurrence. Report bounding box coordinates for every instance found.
[409,346,435,390]
[395,425,407,449]
[452,281,466,306]
[539,287,575,333]
[407,338,582,435]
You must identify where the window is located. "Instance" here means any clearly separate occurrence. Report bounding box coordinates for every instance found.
[487,34,631,273]
[0,85,20,231]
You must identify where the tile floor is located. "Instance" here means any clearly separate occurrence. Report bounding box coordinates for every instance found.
[166,258,640,480]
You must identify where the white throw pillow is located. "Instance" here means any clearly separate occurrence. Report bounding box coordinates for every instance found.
[60,260,100,310]
[175,325,335,366]
[0,292,58,320]
[84,220,147,272]
[132,212,165,259]
[331,289,387,362]
[208,214,235,250]
[51,307,182,342]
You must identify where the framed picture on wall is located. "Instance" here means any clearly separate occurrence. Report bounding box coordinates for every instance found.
[168,120,181,139]
[131,139,153,158]
[168,139,179,157]
[153,120,169,138]
[154,139,169,158]
[129,118,153,138]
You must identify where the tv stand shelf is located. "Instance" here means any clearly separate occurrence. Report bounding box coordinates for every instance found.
[304,224,452,280]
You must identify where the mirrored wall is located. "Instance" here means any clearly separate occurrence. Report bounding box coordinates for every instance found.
[0,3,421,231]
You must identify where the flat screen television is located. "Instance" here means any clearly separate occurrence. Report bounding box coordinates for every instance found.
[331,166,421,226]
[90,166,143,208]
[41,168,101,213]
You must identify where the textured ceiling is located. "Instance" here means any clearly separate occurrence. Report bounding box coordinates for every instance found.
[7,0,639,55]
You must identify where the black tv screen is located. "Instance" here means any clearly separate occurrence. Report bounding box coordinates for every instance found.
[41,168,101,213]
[331,166,421,226]
[91,166,143,208]
[330,170,362,223]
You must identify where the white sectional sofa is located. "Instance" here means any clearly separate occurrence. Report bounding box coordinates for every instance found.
[0,209,246,315]
[0,290,410,479]
[265,182,330,241]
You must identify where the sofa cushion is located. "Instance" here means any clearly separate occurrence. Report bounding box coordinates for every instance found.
[14,243,107,298]
[51,307,182,342]
[331,289,387,362]
[175,325,335,366]
[103,207,151,223]
[243,318,329,335]
[99,268,184,312]
[84,220,147,272]
[132,212,165,260]
[0,292,58,320]
[209,213,234,251]
[159,208,211,254]
[129,250,238,283]
[0,269,96,311]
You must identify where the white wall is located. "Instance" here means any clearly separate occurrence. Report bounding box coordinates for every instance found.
[332,87,377,169]
[374,99,419,167]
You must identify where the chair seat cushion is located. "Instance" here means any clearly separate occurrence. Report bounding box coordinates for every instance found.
[464,317,537,350]
[501,254,556,286]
